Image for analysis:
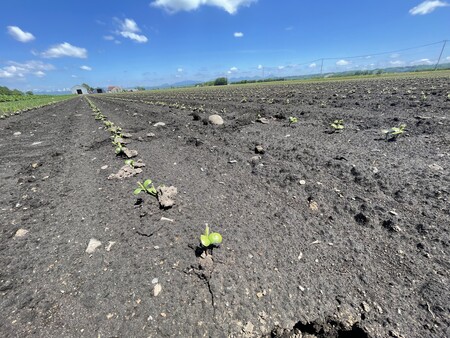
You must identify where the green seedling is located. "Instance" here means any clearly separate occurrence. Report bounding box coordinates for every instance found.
[103,120,113,127]
[382,124,406,140]
[134,179,157,196]
[289,116,298,124]
[330,119,344,132]
[115,142,125,155]
[200,225,223,248]
[124,159,135,167]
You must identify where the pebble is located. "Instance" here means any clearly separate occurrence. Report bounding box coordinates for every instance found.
[13,132,21,136]
[153,283,162,297]
[299,180,306,185]
[243,322,254,334]
[105,241,116,251]
[208,114,224,125]
[257,117,269,124]
[151,278,159,284]
[101,165,108,170]
[14,228,29,238]
[255,145,265,154]
[31,142,42,146]
[146,133,155,137]
[428,163,443,171]
[85,238,102,253]
[153,122,166,127]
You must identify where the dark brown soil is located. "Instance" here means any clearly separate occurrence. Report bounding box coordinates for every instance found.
[1,73,449,338]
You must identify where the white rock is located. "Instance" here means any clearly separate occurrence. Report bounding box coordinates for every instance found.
[101,165,108,170]
[146,133,156,137]
[14,228,29,238]
[208,114,224,125]
[299,180,306,185]
[105,241,116,251]
[151,278,159,284]
[153,122,166,127]
[86,238,102,253]
[13,132,21,136]
[153,283,162,297]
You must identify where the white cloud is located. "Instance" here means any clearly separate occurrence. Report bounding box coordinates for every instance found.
[42,42,87,58]
[117,18,148,43]
[278,65,285,70]
[0,60,54,79]
[234,32,244,38]
[390,53,400,58]
[34,71,46,77]
[71,75,78,78]
[446,56,450,61]
[309,63,317,68]
[257,64,263,69]
[151,0,257,14]
[229,66,238,72]
[389,60,405,66]
[336,59,350,66]
[411,58,433,65]
[409,1,449,15]
[103,35,115,40]
[80,65,92,71]
[177,68,183,72]
[7,26,35,43]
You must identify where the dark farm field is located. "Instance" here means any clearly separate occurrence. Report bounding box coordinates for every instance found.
[0,73,449,337]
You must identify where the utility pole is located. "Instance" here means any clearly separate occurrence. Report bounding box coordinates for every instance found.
[434,40,447,71]
[320,59,324,75]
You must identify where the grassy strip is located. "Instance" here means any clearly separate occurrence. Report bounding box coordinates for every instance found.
[0,95,74,116]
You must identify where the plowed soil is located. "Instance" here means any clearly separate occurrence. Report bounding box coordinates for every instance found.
[1,73,449,338]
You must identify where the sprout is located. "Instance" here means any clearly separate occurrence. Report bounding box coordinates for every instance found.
[200,225,223,248]
[134,179,157,196]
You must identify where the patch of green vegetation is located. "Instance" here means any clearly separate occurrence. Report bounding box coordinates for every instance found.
[289,116,298,124]
[200,225,223,248]
[330,119,344,132]
[134,179,157,196]
[382,124,406,141]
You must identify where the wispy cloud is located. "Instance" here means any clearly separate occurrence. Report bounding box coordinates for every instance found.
[7,26,35,43]
[309,63,317,68]
[409,0,449,15]
[177,68,183,72]
[103,35,114,41]
[0,60,54,79]
[257,64,263,69]
[389,60,405,66]
[116,18,148,43]
[80,65,92,71]
[234,32,244,38]
[151,0,257,14]
[336,59,350,66]
[42,42,87,58]
[410,58,433,65]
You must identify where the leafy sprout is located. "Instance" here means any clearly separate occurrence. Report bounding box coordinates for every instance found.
[330,119,344,132]
[200,225,223,248]
[124,159,135,167]
[115,142,125,155]
[382,124,406,140]
[289,116,298,124]
[134,179,157,196]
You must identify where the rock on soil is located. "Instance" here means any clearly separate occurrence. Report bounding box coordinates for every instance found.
[14,228,29,238]
[123,148,138,158]
[85,238,102,253]
[108,165,143,179]
[157,186,177,208]
[208,114,224,125]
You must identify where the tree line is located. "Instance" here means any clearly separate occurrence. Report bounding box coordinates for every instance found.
[0,86,33,96]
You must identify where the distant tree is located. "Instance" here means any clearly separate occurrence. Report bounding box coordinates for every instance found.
[11,89,24,96]
[214,77,228,86]
[135,86,146,91]
[81,83,94,92]
[26,91,34,95]
[0,86,12,95]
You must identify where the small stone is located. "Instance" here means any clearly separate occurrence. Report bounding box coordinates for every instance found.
[105,241,116,251]
[123,149,138,158]
[361,301,371,312]
[101,165,108,170]
[13,132,22,136]
[256,117,269,124]
[121,132,132,138]
[255,145,265,154]
[160,313,167,317]
[298,285,305,292]
[299,180,306,185]
[228,160,237,164]
[31,163,39,168]
[208,114,224,125]
[243,322,254,334]
[151,278,159,284]
[14,228,29,238]
[250,156,261,164]
[428,163,443,171]
[389,210,398,216]
[31,142,42,146]
[86,238,102,253]
[372,167,379,174]
[106,313,114,319]
[146,133,156,137]
[157,186,177,208]
[153,283,162,296]
[153,122,166,127]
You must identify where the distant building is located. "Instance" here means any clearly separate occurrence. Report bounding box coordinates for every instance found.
[94,88,104,93]
[107,86,123,93]
[71,85,88,95]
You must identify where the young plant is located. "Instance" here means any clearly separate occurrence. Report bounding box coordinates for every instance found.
[124,159,135,168]
[289,116,298,124]
[134,179,157,196]
[330,119,344,132]
[200,225,223,249]
[114,142,125,155]
[382,124,406,141]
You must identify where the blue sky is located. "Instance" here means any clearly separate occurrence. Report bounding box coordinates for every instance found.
[1,0,449,92]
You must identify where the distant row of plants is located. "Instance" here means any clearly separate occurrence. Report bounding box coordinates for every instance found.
[86,97,223,255]
[0,95,74,119]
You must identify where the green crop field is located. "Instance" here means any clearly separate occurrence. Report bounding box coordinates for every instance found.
[0,94,74,117]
